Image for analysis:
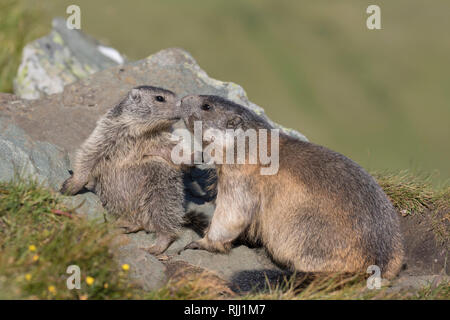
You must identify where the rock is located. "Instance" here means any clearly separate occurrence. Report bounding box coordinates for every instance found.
[174,245,289,292]
[106,225,286,293]
[12,20,306,142]
[115,234,168,291]
[14,18,126,100]
[388,275,450,292]
[0,116,70,190]
[123,227,287,292]
[0,113,107,221]
[6,45,308,156]
[60,193,106,221]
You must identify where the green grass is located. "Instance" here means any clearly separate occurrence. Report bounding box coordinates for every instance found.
[0,173,448,300]
[148,271,449,300]
[373,170,449,244]
[0,179,136,299]
[373,170,449,215]
[0,0,48,93]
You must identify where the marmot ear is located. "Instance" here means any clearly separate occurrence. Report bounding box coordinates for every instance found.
[130,88,141,103]
[110,102,124,117]
[226,116,243,129]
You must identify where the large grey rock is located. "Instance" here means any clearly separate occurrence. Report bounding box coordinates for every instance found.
[115,234,168,291]
[124,227,287,292]
[0,110,105,221]
[0,115,70,190]
[12,19,306,142]
[389,275,449,292]
[174,245,289,292]
[60,193,105,221]
[14,18,126,100]
[7,45,308,155]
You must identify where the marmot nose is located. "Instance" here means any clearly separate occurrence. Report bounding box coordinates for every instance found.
[180,95,197,114]
[181,95,196,104]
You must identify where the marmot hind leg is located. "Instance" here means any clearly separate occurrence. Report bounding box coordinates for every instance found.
[115,217,144,234]
[141,232,177,255]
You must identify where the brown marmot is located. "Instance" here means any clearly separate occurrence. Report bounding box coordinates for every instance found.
[61,86,184,255]
[178,95,404,279]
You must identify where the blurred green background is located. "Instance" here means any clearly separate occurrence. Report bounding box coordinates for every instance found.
[1,0,449,183]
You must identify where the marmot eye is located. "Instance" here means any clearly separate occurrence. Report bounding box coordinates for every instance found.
[155,96,165,102]
[201,104,211,111]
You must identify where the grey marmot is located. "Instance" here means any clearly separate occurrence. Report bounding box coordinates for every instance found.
[178,95,404,279]
[61,86,184,255]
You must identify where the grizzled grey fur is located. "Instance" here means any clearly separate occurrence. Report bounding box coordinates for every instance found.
[61,86,184,255]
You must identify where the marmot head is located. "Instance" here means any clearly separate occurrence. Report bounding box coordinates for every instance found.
[179,95,272,134]
[108,86,180,135]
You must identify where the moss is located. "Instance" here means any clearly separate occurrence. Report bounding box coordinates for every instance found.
[14,62,30,92]
[52,32,64,46]
[84,63,95,74]
[69,62,90,79]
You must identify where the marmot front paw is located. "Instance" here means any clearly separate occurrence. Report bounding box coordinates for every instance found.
[60,177,84,195]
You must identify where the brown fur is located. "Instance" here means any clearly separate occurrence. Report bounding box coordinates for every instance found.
[61,86,185,255]
[180,95,404,279]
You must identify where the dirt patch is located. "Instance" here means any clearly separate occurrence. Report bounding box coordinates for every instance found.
[399,208,449,276]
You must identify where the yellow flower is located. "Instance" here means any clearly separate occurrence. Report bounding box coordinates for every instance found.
[86,276,95,286]
[121,264,130,271]
[48,285,56,294]
[25,274,32,281]
[103,283,109,289]
[79,294,88,300]
[32,254,39,262]
[28,245,36,252]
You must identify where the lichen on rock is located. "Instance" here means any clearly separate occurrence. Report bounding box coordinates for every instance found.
[14,18,126,100]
